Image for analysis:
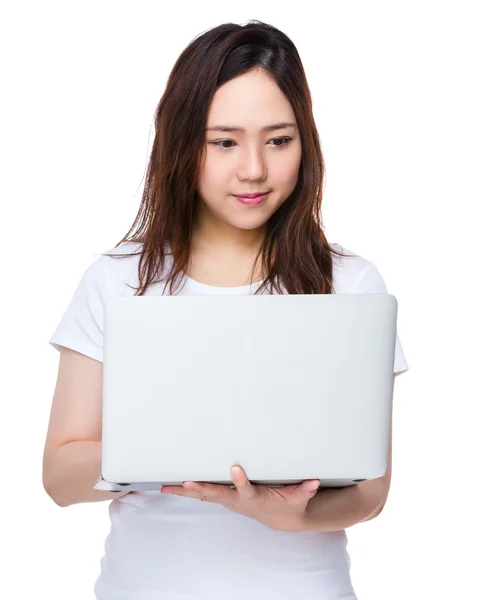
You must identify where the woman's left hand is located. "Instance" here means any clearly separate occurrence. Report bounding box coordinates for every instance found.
[161,465,320,532]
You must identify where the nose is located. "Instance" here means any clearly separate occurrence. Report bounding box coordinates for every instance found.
[237,146,267,181]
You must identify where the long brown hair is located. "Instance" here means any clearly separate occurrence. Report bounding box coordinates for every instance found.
[102,20,355,295]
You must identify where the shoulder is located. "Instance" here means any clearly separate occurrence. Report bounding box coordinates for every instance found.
[101,240,144,259]
[99,241,145,295]
[330,243,383,293]
[85,241,144,271]
[70,241,144,301]
[99,241,173,296]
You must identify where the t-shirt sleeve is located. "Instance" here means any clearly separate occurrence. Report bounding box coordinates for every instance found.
[354,260,409,377]
[49,254,112,363]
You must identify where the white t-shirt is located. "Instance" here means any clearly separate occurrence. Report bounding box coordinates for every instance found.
[49,241,409,600]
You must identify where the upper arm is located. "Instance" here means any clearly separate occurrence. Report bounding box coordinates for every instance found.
[42,347,103,484]
[44,253,111,483]
[359,375,395,520]
[351,258,408,517]
[383,409,393,492]
[354,260,410,376]
[382,374,395,489]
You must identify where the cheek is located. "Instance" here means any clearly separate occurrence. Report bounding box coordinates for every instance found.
[271,143,302,184]
[272,158,301,189]
[198,156,236,190]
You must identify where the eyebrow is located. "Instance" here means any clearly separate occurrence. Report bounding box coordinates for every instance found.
[206,121,297,133]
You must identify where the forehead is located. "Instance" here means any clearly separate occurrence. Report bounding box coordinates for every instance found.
[206,71,296,133]
[206,122,297,134]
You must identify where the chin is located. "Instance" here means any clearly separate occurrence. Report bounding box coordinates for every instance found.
[228,218,270,231]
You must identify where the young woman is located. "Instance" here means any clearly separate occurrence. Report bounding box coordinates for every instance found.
[43,20,409,600]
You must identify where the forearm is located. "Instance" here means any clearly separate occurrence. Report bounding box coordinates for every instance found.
[43,440,130,507]
[302,479,387,533]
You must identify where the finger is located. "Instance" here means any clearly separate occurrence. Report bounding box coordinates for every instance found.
[275,479,321,504]
[161,486,207,501]
[161,485,184,493]
[303,479,321,492]
[296,479,321,501]
[230,465,257,500]
[182,481,235,503]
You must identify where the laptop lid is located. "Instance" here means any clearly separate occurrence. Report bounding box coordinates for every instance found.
[95,294,397,492]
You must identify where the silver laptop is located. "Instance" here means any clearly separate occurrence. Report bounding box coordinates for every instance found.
[94,293,398,493]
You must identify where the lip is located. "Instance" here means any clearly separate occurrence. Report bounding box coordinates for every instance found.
[234,192,270,199]
[233,192,269,206]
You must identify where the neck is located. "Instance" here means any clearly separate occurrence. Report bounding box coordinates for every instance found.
[192,206,266,254]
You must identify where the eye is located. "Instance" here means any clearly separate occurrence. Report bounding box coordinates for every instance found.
[209,137,293,151]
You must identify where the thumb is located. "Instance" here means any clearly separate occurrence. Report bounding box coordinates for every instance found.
[284,479,320,504]
[301,479,321,496]
[231,465,255,494]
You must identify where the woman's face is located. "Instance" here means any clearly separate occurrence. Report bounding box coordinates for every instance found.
[196,68,302,240]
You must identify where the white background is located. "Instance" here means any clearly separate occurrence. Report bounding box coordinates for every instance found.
[2,1,479,598]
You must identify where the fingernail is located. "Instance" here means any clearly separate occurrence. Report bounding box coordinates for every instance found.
[183,482,198,489]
